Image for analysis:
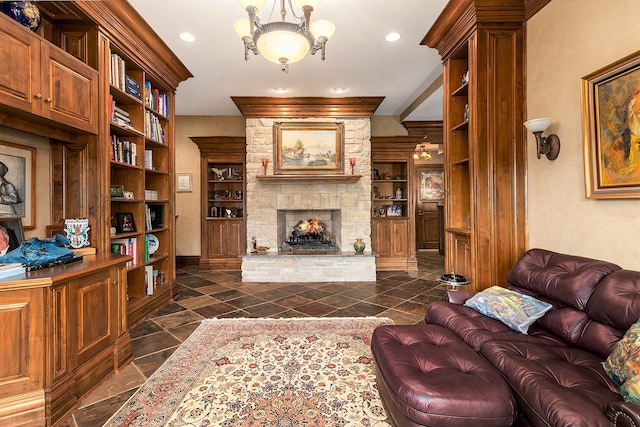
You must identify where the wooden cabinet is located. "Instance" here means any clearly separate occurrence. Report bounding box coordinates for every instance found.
[191,137,246,271]
[0,13,98,134]
[423,0,527,290]
[0,255,131,427]
[371,140,417,270]
[372,218,409,261]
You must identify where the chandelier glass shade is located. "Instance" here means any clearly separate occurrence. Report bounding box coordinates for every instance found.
[234,0,335,72]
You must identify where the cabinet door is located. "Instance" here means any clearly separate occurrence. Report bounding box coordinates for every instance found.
[224,220,246,257]
[41,43,98,134]
[371,220,391,257]
[452,234,471,279]
[0,19,39,113]
[204,220,225,258]
[70,268,115,368]
[390,219,408,257]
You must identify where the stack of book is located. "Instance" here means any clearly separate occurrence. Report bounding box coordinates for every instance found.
[111,101,133,129]
[0,263,25,279]
[145,189,158,200]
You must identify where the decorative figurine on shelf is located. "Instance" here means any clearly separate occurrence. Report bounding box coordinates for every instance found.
[261,158,269,175]
[251,236,257,251]
[211,167,225,180]
[395,188,402,199]
[349,157,357,175]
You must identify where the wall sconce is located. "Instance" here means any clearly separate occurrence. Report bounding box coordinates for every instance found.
[524,118,560,160]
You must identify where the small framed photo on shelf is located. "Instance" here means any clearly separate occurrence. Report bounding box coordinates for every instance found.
[386,204,402,217]
[373,169,381,180]
[0,217,23,256]
[116,213,136,233]
[110,185,124,198]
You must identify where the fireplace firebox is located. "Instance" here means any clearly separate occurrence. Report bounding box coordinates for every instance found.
[277,209,341,253]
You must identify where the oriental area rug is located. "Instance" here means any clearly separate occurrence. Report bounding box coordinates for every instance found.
[105,317,394,427]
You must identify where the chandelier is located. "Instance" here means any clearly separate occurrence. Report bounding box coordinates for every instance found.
[234,0,335,73]
[413,141,442,160]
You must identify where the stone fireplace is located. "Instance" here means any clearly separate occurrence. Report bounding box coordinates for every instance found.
[241,117,377,282]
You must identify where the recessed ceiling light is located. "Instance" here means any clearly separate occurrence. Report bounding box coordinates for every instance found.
[333,87,346,94]
[385,32,401,42]
[178,32,195,42]
[274,87,286,93]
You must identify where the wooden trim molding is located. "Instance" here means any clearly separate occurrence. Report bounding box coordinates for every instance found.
[255,174,362,184]
[231,97,384,118]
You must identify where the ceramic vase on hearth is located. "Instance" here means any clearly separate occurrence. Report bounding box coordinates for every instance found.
[353,238,365,254]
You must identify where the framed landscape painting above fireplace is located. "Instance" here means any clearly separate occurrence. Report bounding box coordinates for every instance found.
[274,122,344,175]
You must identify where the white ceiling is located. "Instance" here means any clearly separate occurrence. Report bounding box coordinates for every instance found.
[127,0,447,120]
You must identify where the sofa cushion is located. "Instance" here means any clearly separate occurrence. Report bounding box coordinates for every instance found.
[507,248,620,311]
[371,324,516,427]
[463,286,552,334]
[481,340,621,427]
[603,319,640,386]
[426,300,565,351]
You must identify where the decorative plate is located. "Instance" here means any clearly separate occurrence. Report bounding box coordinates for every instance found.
[147,234,159,255]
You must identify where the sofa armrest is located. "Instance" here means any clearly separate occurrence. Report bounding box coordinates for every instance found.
[444,290,476,304]
[608,401,640,427]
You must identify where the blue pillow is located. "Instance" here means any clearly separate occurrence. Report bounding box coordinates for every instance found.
[464,286,552,334]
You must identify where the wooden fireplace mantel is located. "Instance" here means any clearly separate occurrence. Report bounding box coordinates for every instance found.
[256,174,362,184]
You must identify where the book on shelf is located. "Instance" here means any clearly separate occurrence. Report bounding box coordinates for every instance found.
[144,265,154,295]
[111,237,137,267]
[144,150,153,169]
[125,75,141,100]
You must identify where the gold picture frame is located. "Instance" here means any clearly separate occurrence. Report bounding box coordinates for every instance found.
[273,122,344,175]
[582,50,640,198]
[0,141,36,229]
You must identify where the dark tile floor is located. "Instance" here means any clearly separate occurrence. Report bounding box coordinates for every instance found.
[61,251,445,427]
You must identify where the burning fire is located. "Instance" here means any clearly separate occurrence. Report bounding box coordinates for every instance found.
[296,217,325,236]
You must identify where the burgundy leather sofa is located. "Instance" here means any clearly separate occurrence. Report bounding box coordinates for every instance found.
[423,248,640,426]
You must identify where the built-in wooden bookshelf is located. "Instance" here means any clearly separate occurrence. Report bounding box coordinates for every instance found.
[423,0,527,290]
[106,43,176,326]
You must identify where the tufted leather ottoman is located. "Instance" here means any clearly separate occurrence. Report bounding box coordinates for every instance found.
[371,324,516,427]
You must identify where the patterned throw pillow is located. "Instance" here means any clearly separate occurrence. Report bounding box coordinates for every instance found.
[464,286,552,334]
[621,373,640,404]
[603,319,640,387]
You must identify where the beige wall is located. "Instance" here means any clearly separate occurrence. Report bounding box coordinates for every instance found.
[526,0,640,269]
[174,116,246,255]
[0,126,51,239]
